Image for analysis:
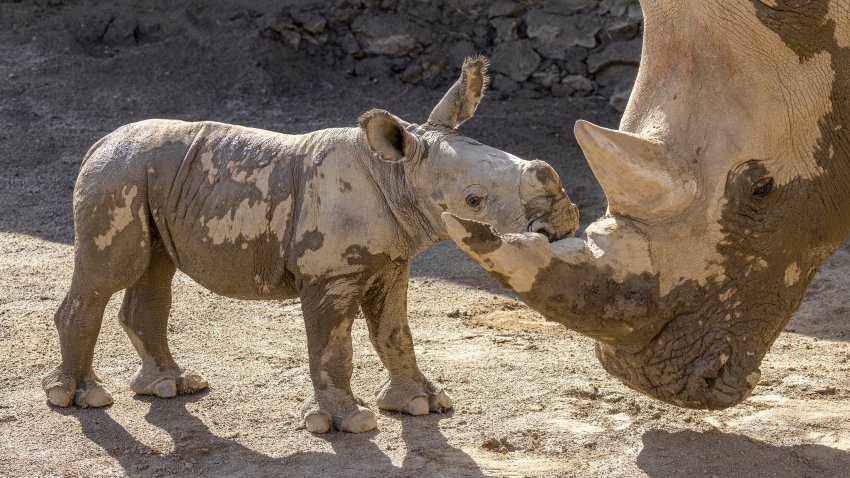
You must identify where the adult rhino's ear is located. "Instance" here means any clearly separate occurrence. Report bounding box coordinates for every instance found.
[427,55,490,129]
[359,109,427,163]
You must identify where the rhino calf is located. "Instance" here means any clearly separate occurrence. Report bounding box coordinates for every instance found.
[41,57,578,433]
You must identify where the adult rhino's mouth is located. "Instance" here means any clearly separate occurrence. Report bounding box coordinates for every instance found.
[594,306,765,410]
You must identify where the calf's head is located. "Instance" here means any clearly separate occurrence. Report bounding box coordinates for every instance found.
[359,56,578,243]
[443,1,850,409]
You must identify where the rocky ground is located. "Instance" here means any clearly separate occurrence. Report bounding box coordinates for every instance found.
[1,1,849,477]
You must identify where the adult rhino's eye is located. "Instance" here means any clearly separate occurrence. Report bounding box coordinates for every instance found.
[753,177,774,197]
[465,194,483,208]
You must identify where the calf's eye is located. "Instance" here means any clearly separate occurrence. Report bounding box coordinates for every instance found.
[465,195,483,208]
[752,177,774,197]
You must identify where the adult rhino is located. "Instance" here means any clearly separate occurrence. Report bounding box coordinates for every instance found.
[41,57,579,433]
[443,1,850,410]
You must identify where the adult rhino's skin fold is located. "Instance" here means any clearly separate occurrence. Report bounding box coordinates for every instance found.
[446,0,850,410]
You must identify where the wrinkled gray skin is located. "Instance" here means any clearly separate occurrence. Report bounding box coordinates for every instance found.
[444,1,850,410]
[41,57,578,433]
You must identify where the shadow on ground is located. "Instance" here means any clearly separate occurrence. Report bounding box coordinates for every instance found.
[61,393,488,477]
[638,429,850,478]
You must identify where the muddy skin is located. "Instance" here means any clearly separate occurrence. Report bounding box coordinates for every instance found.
[41,57,579,434]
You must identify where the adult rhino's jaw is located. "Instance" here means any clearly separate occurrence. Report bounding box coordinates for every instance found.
[442,213,778,410]
[594,308,767,410]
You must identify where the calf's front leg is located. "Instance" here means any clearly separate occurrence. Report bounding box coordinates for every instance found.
[362,262,453,415]
[300,278,377,433]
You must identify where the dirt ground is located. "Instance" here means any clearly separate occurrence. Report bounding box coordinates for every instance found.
[1,2,849,477]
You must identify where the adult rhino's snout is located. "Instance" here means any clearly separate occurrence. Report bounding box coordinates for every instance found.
[521,160,579,242]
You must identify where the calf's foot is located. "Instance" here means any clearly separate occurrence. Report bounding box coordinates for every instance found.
[376,377,453,415]
[42,367,113,408]
[301,396,377,433]
[130,366,208,398]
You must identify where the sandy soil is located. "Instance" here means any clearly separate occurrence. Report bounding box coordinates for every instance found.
[1,2,849,477]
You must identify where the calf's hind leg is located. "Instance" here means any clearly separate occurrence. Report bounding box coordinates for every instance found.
[43,175,152,408]
[119,240,208,398]
[42,289,114,408]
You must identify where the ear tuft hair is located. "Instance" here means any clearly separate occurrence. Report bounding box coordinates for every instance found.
[427,55,491,129]
[462,54,491,97]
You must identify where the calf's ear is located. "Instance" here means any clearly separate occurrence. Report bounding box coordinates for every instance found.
[359,109,426,163]
[427,55,489,129]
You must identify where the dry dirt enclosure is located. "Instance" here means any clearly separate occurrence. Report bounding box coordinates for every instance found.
[1,1,850,477]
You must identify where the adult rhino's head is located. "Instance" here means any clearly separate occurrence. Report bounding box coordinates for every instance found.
[443,1,850,410]
[358,56,578,243]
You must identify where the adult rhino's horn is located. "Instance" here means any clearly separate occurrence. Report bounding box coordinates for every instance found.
[574,120,697,221]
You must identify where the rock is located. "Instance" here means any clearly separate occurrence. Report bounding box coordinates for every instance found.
[401,62,423,84]
[490,40,540,81]
[488,1,523,18]
[609,82,633,112]
[490,17,518,43]
[471,24,489,38]
[265,18,294,34]
[409,2,443,22]
[551,83,571,97]
[354,57,391,79]
[448,40,477,68]
[587,38,642,73]
[526,10,601,58]
[600,19,640,43]
[340,33,361,56]
[103,16,138,44]
[562,46,589,76]
[542,0,601,15]
[594,64,639,93]
[278,30,302,50]
[331,7,360,24]
[517,88,544,99]
[562,75,594,96]
[628,4,644,22]
[420,54,448,84]
[291,11,327,34]
[531,65,561,89]
[492,74,519,95]
[351,14,431,57]
[600,0,631,17]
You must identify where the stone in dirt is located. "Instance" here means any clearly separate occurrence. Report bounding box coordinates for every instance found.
[492,74,519,95]
[561,75,594,96]
[488,1,524,18]
[490,17,518,44]
[354,57,391,79]
[526,10,601,58]
[587,37,642,73]
[351,14,431,57]
[490,40,540,82]
[609,81,633,112]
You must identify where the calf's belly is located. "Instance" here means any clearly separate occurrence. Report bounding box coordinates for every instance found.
[141,121,301,300]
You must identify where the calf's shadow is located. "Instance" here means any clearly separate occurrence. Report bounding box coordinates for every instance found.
[61,393,488,477]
